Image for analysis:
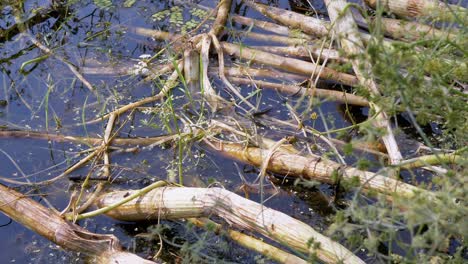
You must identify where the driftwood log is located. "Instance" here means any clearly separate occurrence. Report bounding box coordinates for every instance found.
[212,141,428,199]
[0,184,155,264]
[95,186,365,264]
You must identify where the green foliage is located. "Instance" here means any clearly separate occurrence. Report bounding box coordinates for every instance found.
[93,0,112,10]
[362,35,468,147]
[151,6,211,34]
[123,0,136,8]
[327,11,468,261]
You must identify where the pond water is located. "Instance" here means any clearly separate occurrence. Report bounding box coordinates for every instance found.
[0,0,465,263]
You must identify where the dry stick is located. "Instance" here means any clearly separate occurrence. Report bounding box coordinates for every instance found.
[324,0,403,167]
[189,218,308,264]
[86,63,182,124]
[102,113,116,178]
[210,33,256,109]
[259,115,389,158]
[245,1,463,70]
[176,1,313,41]
[209,120,305,155]
[96,187,365,264]
[0,185,155,264]
[229,77,369,106]
[364,0,468,22]
[220,42,358,86]
[177,0,310,41]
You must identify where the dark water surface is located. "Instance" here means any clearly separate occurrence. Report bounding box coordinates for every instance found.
[0,0,465,263]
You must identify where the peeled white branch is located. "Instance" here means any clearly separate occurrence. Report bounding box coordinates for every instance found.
[96,187,365,264]
[324,0,403,165]
[214,141,427,198]
[244,1,329,37]
[221,42,358,86]
[251,45,346,63]
[230,15,313,40]
[377,17,458,42]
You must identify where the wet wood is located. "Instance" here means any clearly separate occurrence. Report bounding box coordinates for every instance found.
[228,77,369,106]
[0,184,155,264]
[221,42,359,86]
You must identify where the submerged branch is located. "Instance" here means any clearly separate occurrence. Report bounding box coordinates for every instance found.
[188,218,308,264]
[220,42,358,86]
[228,77,369,106]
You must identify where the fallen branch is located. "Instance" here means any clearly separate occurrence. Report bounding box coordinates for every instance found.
[377,17,458,42]
[212,140,428,199]
[127,27,358,86]
[398,148,467,170]
[251,45,346,63]
[209,0,232,37]
[95,186,365,264]
[0,184,155,264]
[229,77,369,106]
[216,66,308,82]
[242,1,390,46]
[230,14,312,40]
[243,1,329,37]
[364,0,468,23]
[236,30,313,45]
[324,0,403,166]
[221,42,358,86]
